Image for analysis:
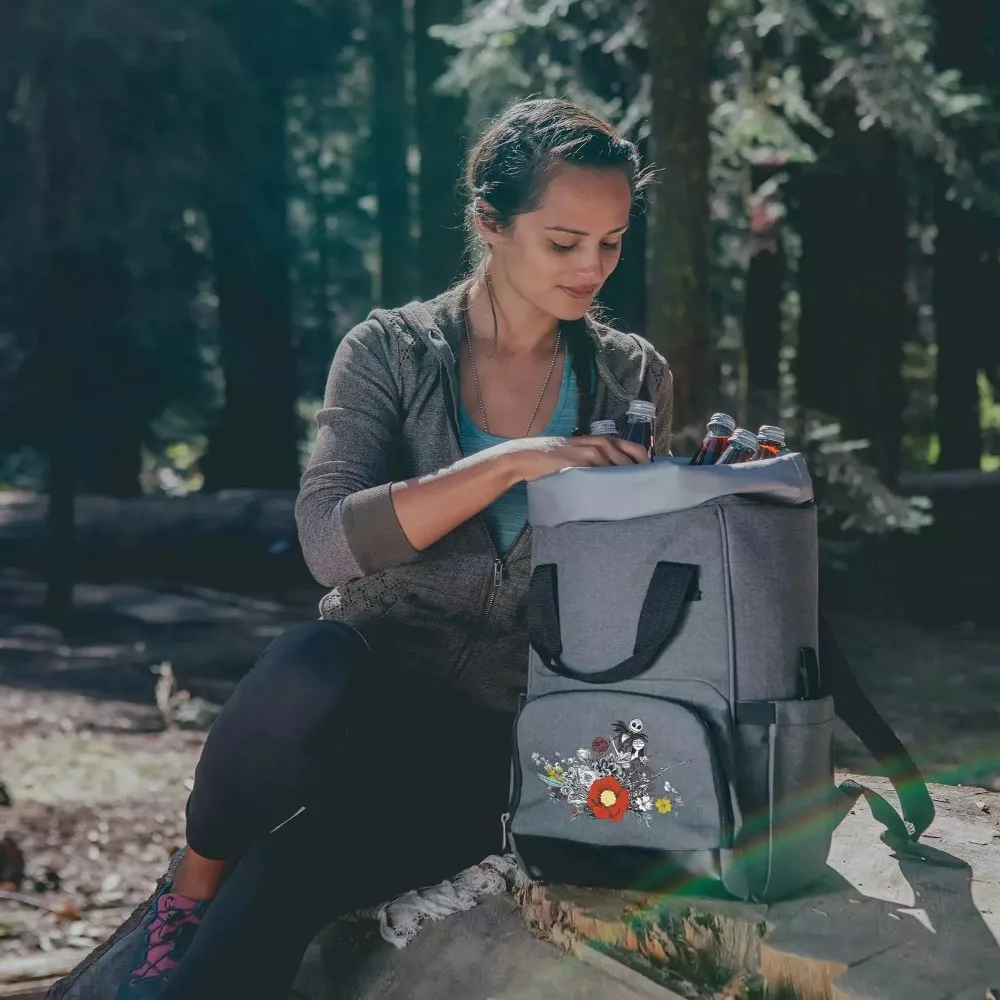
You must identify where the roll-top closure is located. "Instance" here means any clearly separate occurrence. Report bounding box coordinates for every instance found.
[527,453,813,528]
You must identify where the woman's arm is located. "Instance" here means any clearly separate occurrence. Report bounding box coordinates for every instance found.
[389,434,644,553]
[295,320,417,587]
[296,321,648,586]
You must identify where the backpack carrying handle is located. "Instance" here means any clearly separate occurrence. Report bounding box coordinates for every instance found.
[527,561,699,684]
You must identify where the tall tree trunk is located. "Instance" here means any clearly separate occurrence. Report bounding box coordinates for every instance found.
[78,247,143,498]
[933,196,986,470]
[413,0,467,297]
[368,0,416,307]
[31,65,76,626]
[303,78,335,399]
[931,0,992,471]
[795,130,908,482]
[742,168,784,415]
[741,6,785,420]
[202,0,300,491]
[40,253,77,626]
[645,0,714,432]
[598,135,649,333]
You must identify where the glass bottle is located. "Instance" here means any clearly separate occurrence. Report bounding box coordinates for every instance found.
[717,427,759,464]
[754,424,787,460]
[589,419,619,437]
[690,412,737,466]
[620,400,656,459]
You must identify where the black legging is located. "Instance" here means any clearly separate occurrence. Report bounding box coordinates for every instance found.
[159,620,513,1000]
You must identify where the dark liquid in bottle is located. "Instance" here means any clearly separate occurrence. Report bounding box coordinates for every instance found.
[753,424,787,460]
[691,435,731,465]
[621,419,653,458]
[719,446,755,464]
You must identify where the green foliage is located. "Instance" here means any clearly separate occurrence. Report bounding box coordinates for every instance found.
[0,0,365,493]
[0,0,246,489]
[980,372,1000,470]
[434,0,995,203]
[288,26,376,396]
[435,0,1000,555]
[432,0,647,133]
[795,413,932,536]
[0,0,994,525]
[757,0,997,208]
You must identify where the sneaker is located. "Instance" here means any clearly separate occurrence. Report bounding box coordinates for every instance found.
[114,882,210,998]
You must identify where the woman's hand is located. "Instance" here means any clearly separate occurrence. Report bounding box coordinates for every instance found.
[389,434,647,554]
[506,434,649,483]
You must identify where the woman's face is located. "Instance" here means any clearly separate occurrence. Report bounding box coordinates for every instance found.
[486,164,632,321]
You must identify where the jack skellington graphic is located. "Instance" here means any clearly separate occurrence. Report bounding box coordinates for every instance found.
[612,718,648,759]
[612,719,652,794]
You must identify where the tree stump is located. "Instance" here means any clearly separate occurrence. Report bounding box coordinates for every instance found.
[515,776,1000,1000]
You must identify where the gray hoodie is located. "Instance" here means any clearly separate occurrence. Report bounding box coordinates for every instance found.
[295,282,673,713]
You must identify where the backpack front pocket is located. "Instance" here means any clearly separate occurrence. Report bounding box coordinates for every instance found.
[509,692,734,886]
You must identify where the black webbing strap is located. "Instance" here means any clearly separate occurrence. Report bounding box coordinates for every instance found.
[819,616,959,864]
[527,561,698,684]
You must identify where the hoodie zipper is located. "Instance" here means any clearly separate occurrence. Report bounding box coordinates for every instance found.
[434,330,621,679]
[450,522,528,679]
[440,359,531,679]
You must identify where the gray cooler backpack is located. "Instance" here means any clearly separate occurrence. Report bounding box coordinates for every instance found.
[507,453,943,902]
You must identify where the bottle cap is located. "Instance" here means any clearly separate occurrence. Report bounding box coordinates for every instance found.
[708,412,737,434]
[625,399,656,419]
[589,420,618,435]
[757,424,786,445]
[729,428,759,451]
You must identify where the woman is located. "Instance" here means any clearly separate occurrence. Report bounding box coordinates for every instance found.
[114,96,672,999]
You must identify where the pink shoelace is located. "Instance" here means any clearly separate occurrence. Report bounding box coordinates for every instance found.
[129,891,206,984]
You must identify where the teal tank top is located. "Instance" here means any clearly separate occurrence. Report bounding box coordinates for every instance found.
[459,359,579,554]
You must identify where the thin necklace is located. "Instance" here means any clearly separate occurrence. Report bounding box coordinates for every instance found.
[464,311,562,439]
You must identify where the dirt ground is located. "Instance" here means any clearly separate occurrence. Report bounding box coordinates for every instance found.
[0,568,998,984]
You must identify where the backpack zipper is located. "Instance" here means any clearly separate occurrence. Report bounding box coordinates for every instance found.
[503,695,526,852]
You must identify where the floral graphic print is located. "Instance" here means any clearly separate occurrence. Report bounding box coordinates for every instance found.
[531,718,687,826]
[587,776,630,821]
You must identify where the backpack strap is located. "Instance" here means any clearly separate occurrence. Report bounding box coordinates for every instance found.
[528,561,698,683]
[820,616,959,865]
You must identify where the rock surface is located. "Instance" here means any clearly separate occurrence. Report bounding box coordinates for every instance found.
[516,776,1000,999]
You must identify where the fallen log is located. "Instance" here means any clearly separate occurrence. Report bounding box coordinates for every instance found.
[0,950,82,987]
[0,490,305,587]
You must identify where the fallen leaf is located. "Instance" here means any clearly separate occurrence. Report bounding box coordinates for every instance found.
[51,900,81,921]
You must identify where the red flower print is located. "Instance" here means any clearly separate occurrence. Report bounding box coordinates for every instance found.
[591,736,611,755]
[587,776,630,821]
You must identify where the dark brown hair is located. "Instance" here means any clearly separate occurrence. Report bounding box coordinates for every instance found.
[462,98,654,432]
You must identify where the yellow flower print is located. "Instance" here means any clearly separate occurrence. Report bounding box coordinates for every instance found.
[546,764,564,780]
[654,797,672,814]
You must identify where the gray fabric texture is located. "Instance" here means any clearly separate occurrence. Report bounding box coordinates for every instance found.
[511,692,726,850]
[511,452,835,902]
[526,453,812,527]
[295,279,674,713]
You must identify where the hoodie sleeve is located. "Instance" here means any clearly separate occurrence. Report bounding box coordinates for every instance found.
[295,319,419,587]
[648,352,674,457]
